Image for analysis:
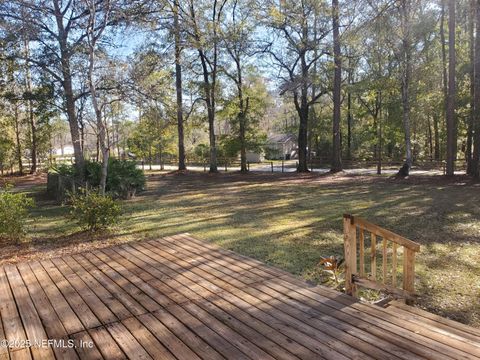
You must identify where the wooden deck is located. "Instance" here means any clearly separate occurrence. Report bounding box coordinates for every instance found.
[0,234,479,360]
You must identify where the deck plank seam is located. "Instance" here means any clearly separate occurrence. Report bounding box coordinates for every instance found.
[166,235,476,360]
[127,240,354,359]
[156,238,400,360]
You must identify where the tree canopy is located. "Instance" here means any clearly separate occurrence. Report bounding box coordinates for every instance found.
[0,0,479,176]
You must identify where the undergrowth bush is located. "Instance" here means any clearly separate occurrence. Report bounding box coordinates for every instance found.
[0,184,34,242]
[106,159,145,199]
[70,191,121,231]
[49,159,145,199]
[49,162,76,177]
[85,160,102,186]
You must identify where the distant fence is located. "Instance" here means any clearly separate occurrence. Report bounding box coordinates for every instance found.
[0,156,469,176]
[138,157,468,174]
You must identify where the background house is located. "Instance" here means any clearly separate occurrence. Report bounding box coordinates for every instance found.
[245,151,264,162]
[265,134,298,160]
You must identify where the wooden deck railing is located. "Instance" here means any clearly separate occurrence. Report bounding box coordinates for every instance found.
[343,214,420,301]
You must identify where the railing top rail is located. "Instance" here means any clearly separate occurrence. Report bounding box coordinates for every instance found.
[343,214,420,252]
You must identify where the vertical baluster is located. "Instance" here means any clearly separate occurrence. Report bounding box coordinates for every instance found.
[403,247,415,293]
[371,233,376,280]
[359,229,365,277]
[392,242,397,287]
[382,238,387,284]
[343,215,357,296]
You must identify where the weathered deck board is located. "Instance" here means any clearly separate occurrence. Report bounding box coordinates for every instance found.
[1,234,479,359]
[0,267,32,360]
[166,237,411,359]
[87,327,125,360]
[28,261,84,336]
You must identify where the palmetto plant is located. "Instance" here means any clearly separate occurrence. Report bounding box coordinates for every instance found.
[319,256,345,289]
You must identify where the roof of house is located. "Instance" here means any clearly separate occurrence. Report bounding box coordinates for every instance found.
[267,134,296,144]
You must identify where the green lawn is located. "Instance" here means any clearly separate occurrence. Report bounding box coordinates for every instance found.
[6,171,480,328]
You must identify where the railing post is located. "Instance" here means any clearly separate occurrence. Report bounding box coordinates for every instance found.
[403,248,415,303]
[343,214,357,296]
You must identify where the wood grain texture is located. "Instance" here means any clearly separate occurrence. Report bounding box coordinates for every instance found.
[0,233,477,360]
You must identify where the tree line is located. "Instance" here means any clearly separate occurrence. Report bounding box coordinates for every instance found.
[1,0,480,186]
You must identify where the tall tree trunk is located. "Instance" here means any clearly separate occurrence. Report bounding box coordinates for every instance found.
[13,105,23,175]
[296,103,309,172]
[473,0,480,177]
[86,0,110,194]
[427,115,434,160]
[446,0,456,176]
[23,39,37,173]
[210,2,220,173]
[174,0,186,171]
[347,67,353,160]
[149,148,152,170]
[27,97,36,173]
[199,54,218,173]
[331,0,342,172]
[239,111,247,172]
[236,69,248,173]
[440,0,448,166]
[53,0,84,180]
[377,93,383,175]
[433,113,440,160]
[296,51,310,173]
[79,121,85,155]
[308,109,314,162]
[190,1,217,173]
[467,0,475,174]
[440,0,449,115]
[309,16,318,163]
[64,79,84,177]
[88,60,108,194]
[399,0,413,175]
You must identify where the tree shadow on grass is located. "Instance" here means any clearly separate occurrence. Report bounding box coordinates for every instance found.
[13,170,480,327]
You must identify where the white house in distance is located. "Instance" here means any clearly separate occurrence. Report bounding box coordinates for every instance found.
[245,150,264,163]
[266,134,298,160]
[54,145,75,156]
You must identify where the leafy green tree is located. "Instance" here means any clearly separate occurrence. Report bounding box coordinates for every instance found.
[127,107,176,169]
[183,0,229,173]
[218,73,270,164]
[220,0,264,171]
[262,0,330,172]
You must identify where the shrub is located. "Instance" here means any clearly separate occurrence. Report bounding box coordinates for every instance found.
[318,255,345,290]
[70,191,122,231]
[106,159,145,199]
[49,163,76,177]
[0,184,35,242]
[48,159,145,199]
[194,144,209,160]
[85,160,101,186]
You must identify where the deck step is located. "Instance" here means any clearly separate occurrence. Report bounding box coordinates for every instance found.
[385,299,480,345]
